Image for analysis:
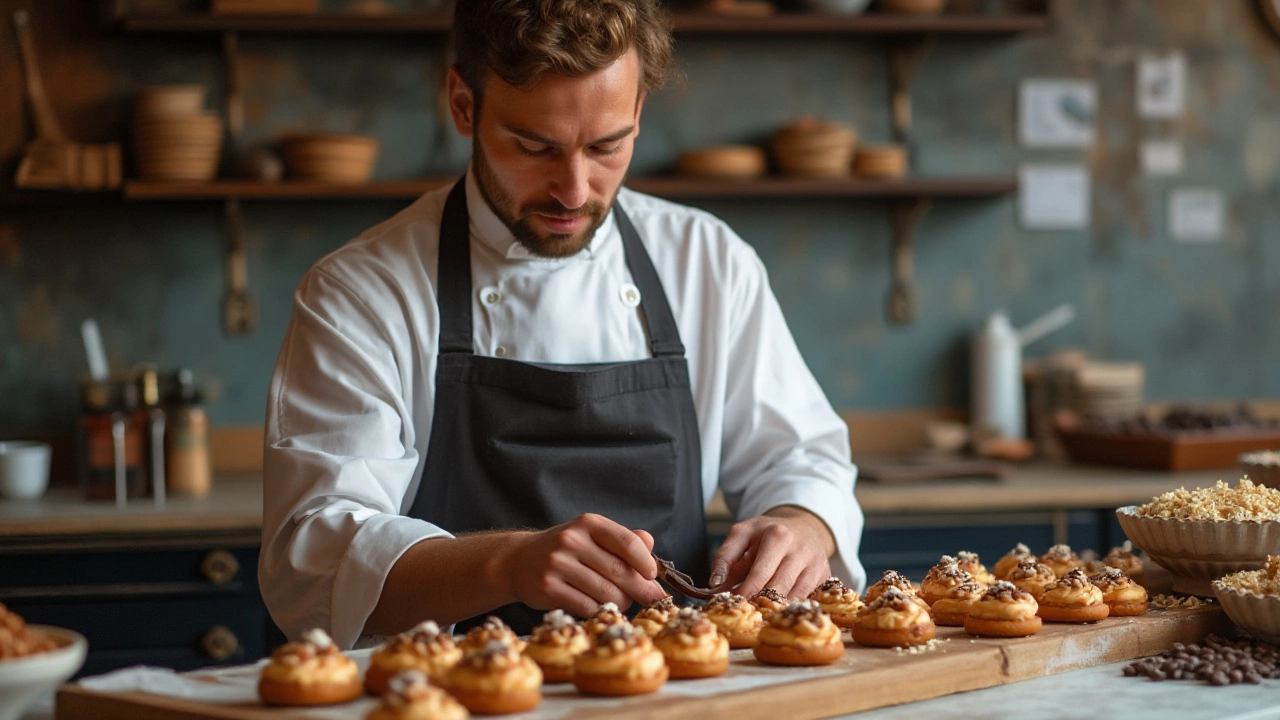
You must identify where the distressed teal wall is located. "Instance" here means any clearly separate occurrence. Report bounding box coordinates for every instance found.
[3,0,1280,434]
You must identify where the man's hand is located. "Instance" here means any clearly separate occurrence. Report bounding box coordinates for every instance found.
[494,513,669,618]
[709,506,835,600]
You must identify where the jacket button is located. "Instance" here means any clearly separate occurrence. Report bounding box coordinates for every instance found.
[479,286,503,305]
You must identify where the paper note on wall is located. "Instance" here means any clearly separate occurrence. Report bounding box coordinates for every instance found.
[1141,139,1184,176]
[1019,164,1090,230]
[1019,79,1097,148]
[1169,188,1224,243]
[1138,53,1187,119]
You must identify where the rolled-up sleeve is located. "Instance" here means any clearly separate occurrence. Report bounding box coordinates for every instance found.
[714,247,866,591]
[260,267,449,649]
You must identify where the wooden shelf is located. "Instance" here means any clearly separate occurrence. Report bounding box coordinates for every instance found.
[122,177,1016,201]
[116,11,1049,35]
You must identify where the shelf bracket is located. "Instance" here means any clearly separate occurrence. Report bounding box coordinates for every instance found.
[222,198,258,335]
[887,35,935,154]
[886,197,930,325]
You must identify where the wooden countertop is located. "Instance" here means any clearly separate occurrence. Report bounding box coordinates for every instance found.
[0,464,1235,538]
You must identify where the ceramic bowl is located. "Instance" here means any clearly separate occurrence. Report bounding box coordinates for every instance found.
[1116,505,1280,596]
[0,626,87,720]
[1212,580,1280,643]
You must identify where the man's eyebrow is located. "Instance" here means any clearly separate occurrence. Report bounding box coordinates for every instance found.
[502,124,636,147]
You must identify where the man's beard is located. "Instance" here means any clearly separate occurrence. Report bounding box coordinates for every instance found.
[472,138,619,259]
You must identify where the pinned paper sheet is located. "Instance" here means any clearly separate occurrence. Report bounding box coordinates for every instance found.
[1141,139,1184,176]
[1138,53,1186,119]
[1169,188,1224,243]
[1019,79,1097,148]
[1019,165,1091,230]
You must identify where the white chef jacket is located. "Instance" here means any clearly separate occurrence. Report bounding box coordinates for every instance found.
[260,170,865,648]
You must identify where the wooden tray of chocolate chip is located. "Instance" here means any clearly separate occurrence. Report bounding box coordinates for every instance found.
[55,606,1230,720]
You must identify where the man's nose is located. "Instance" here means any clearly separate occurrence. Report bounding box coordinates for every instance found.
[548,153,590,210]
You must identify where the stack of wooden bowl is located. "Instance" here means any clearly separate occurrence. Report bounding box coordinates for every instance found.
[211,0,318,14]
[676,145,767,180]
[853,144,908,179]
[132,85,223,182]
[772,119,858,178]
[878,0,948,14]
[280,133,380,184]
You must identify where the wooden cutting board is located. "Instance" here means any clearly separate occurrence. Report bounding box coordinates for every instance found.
[56,606,1230,720]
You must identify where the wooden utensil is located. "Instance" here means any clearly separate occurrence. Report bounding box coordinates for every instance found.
[11,10,121,191]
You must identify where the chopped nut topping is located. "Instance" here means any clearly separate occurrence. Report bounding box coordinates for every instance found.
[464,616,518,647]
[463,639,522,669]
[1088,567,1133,589]
[1150,594,1214,609]
[1041,544,1077,562]
[1012,543,1031,555]
[865,586,915,612]
[657,609,716,639]
[879,570,911,588]
[1048,568,1092,591]
[770,599,829,629]
[0,603,58,660]
[753,588,788,604]
[531,610,586,645]
[706,592,751,612]
[589,623,651,655]
[980,580,1033,603]
[816,577,846,593]
[945,579,986,598]
[1137,478,1280,522]
[1218,555,1280,597]
[1008,559,1055,581]
[646,596,676,614]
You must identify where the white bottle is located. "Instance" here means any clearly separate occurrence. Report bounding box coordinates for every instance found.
[972,310,1024,440]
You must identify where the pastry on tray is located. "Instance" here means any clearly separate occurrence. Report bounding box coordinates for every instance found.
[1039,544,1083,578]
[443,639,542,715]
[864,569,929,609]
[929,577,987,627]
[749,587,790,621]
[633,595,678,637]
[653,607,729,678]
[523,609,589,684]
[992,543,1033,581]
[259,628,362,706]
[1103,541,1146,586]
[702,592,764,648]
[753,599,845,666]
[955,551,996,586]
[963,581,1042,638]
[573,622,669,696]
[459,616,525,654]
[1037,568,1110,623]
[583,601,630,639]
[851,586,936,648]
[1089,567,1149,616]
[365,620,462,694]
[365,670,469,720]
[1007,558,1058,600]
[920,558,976,606]
[807,576,863,627]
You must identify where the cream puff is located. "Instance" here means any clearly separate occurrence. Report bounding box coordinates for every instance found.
[864,569,929,609]
[443,639,542,715]
[1037,568,1109,623]
[523,609,589,684]
[459,616,524,654]
[1007,558,1057,600]
[573,622,669,696]
[807,577,863,628]
[1103,542,1146,586]
[992,543,1033,580]
[365,670,469,720]
[750,587,790,621]
[964,581,1042,638]
[955,551,996,586]
[653,607,729,679]
[366,621,462,695]
[583,602,629,639]
[259,628,362,706]
[1089,567,1148,617]
[753,599,845,666]
[633,596,678,637]
[929,578,987,627]
[1039,544,1083,578]
[920,558,975,606]
[702,592,764,648]
[851,587,936,648]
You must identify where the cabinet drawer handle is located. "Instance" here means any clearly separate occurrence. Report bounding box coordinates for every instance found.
[201,625,240,661]
[201,550,240,585]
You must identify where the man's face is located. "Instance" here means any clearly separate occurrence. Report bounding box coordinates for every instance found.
[448,51,644,258]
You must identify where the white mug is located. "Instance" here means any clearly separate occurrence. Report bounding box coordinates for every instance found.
[0,441,52,500]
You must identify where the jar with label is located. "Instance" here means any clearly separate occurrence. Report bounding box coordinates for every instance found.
[166,369,211,497]
[78,379,148,501]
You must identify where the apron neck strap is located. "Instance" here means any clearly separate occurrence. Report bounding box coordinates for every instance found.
[436,176,686,359]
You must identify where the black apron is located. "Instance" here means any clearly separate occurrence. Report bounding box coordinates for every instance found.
[407,178,709,635]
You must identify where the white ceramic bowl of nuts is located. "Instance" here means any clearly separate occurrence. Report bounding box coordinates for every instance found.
[1116,478,1280,596]
[0,625,87,720]
[1212,556,1280,643]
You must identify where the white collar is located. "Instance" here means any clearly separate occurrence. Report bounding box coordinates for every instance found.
[464,166,617,262]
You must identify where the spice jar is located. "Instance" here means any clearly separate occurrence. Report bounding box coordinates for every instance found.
[166,369,211,497]
[78,379,148,502]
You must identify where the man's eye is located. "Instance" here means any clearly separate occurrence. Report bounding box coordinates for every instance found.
[593,143,623,156]
[518,141,551,156]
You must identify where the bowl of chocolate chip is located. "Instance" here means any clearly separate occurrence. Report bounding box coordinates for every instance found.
[1116,477,1280,596]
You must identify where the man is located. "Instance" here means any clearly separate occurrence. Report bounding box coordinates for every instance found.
[260,0,864,647]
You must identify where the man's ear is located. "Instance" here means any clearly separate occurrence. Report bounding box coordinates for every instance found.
[447,67,476,138]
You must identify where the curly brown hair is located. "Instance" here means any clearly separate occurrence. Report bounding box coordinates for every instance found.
[452,0,675,108]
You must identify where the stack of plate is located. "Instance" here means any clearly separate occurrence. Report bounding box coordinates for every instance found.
[853,144,908,179]
[281,133,380,183]
[1070,361,1145,416]
[132,86,222,182]
[772,119,857,178]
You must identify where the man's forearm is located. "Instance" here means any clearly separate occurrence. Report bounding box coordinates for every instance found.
[362,530,529,636]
